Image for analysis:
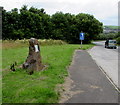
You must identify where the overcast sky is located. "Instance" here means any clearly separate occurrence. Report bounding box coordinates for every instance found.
[0,0,119,26]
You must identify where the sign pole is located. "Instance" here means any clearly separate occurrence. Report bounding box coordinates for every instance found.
[81,40,82,48]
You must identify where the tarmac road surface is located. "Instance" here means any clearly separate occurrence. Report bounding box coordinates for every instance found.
[88,41,119,88]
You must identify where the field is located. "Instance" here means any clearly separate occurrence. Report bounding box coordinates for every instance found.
[104,25,119,29]
[2,40,94,103]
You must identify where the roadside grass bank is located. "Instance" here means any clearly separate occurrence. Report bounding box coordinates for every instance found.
[2,42,94,103]
[2,39,67,49]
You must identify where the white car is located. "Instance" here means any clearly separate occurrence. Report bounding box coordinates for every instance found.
[105,40,117,49]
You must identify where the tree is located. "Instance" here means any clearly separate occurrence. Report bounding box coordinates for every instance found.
[2,8,20,40]
[75,13,103,43]
[51,12,103,43]
[51,12,67,40]
[2,6,103,43]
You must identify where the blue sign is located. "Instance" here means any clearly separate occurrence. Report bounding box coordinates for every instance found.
[79,33,84,40]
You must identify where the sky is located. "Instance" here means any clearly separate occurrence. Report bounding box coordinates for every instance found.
[0,0,119,26]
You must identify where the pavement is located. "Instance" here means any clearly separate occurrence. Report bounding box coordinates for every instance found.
[65,50,118,103]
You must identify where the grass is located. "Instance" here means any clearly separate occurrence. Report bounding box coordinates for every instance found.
[104,25,120,29]
[2,41,94,103]
[2,39,67,49]
[0,41,2,105]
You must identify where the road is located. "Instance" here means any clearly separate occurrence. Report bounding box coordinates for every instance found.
[88,41,119,89]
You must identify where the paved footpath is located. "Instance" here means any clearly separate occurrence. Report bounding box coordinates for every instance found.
[65,50,118,103]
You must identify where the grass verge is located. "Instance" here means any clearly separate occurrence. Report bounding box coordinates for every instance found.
[2,43,94,103]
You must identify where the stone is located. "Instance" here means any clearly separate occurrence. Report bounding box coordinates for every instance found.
[23,38,44,74]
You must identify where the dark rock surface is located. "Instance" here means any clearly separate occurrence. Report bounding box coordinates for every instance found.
[23,38,44,74]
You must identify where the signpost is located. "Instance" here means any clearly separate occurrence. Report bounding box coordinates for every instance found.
[79,32,85,48]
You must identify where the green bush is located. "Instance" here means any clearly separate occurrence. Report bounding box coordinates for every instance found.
[95,33,118,40]
[116,37,120,44]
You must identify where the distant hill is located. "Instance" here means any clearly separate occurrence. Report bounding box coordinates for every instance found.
[104,25,119,29]
[103,25,120,33]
